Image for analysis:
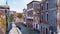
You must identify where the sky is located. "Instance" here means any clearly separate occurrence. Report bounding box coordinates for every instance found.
[0,0,41,13]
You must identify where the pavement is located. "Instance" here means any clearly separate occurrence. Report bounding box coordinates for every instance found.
[16,22,40,34]
[9,23,22,34]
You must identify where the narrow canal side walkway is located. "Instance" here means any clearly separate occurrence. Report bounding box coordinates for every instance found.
[9,23,22,34]
[16,22,40,34]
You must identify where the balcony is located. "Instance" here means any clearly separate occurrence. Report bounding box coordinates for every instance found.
[26,16,33,19]
[27,8,33,11]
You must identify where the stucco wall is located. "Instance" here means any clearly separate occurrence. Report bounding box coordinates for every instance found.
[47,0,57,33]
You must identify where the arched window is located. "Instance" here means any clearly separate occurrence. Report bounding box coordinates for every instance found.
[46,28,48,34]
[46,12,48,21]
[36,24,38,28]
[40,4,44,10]
[47,13,48,21]
[5,10,7,13]
[51,32,54,34]
[46,1,48,10]
[41,13,43,22]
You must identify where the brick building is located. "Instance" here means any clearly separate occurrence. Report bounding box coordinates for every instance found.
[23,0,59,34]
[39,0,57,34]
[23,9,27,25]
[26,1,40,29]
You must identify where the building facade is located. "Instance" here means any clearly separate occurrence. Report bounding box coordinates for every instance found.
[39,0,57,34]
[57,0,60,34]
[26,1,40,29]
[8,11,16,22]
[0,11,6,34]
[25,0,58,34]
[23,9,27,25]
[8,11,16,30]
[0,5,10,34]
[16,13,23,23]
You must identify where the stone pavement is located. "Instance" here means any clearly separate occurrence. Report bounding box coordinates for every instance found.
[9,23,22,34]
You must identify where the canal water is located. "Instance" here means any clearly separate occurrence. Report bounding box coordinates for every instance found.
[16,22,40,34]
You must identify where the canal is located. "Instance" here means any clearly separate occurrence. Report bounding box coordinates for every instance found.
[16,22,40,34]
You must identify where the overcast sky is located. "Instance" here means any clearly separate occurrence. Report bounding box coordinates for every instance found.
[0,0,41,13]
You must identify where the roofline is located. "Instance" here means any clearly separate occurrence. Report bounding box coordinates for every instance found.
[27,1,40,5]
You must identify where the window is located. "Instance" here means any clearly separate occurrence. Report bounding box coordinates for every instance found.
[5,10,7,13]
[40,13,43,22]
[42,15,43,21]
[42,5,43,10]
[41,13,43,21]
[41,26,42,32]
[33,23,35,28]
[46,1,48,10]
[46,12,48,21]
[37,24,39,29]
[46,28,48,34]
[47,14,48,21]
[51,32,54,34]
[40,4,43,11]
[36,24,38,28]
